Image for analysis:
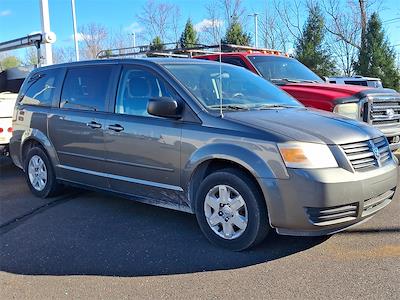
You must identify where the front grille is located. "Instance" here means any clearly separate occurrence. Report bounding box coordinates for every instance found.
[340,136,391,171]
[370,95,400,126]
[362,189,395,217]
[306,203,358,226]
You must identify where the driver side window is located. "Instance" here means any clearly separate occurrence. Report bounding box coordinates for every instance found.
[115,67,172,117]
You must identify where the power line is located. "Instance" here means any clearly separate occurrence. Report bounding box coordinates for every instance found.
[383,17,400,23]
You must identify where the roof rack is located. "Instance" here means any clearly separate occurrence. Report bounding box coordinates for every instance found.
[97,43,285,59]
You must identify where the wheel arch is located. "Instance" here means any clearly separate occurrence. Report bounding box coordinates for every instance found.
[183,143,288,212]
[20,129,59,170]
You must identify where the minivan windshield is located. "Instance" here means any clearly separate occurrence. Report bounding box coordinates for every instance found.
[248,55,323,83]
[163,63,302,111]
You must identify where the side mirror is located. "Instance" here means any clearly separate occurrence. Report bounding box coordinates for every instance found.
[147,97,182,119]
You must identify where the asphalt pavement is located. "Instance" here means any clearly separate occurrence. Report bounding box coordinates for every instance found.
[1,156,399,299]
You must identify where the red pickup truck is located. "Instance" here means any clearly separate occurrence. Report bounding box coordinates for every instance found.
[195,50,400,151]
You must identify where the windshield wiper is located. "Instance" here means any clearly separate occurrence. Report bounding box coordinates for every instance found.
[271,78,301,83]
[271,78,320,83]
[254,104,299,110]
[208,104,250,111]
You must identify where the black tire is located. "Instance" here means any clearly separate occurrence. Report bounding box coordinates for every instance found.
[195,168,270,251]
[24,146,62,198]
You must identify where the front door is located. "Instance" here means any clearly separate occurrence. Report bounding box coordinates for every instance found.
[104,65,182,205]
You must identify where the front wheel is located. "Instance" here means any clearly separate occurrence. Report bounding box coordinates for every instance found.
[195,169,270,251]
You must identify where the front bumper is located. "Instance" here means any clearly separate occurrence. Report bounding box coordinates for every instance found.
[262,161,398,236]
[378,126,400,151]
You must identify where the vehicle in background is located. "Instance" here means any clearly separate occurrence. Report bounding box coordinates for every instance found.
[326,76,383,88]
[191,45,400,151]
[0,67,31,93]
[0,92,18,155]
[10,59,398,250]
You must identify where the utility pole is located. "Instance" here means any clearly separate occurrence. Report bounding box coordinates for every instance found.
[71,0,79,61]
[248,13,259,48]
[132,32,136,48]
[39,0,54,65]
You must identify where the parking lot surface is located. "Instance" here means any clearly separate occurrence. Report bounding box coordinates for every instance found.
[1,156,399,299]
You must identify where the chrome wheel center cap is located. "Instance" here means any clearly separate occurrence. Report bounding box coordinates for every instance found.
[222,205,233,217]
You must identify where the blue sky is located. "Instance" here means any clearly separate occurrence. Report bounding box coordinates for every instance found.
[1,0,400,54]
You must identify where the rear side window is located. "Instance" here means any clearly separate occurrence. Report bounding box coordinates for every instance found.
[60,66,112,111]
[20,69,59,106]
[220,57,247,68]
[344,80,368,86]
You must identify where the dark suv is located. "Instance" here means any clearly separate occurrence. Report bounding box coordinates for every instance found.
[10,59,398,250]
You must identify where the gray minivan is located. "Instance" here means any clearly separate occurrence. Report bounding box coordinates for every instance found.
[10,59,398,250]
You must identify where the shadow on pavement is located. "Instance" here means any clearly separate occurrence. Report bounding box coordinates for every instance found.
[1,158,328,277]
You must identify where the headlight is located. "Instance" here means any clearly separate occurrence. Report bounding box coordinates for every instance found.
[333,103,359,120]
[278,142,338,169]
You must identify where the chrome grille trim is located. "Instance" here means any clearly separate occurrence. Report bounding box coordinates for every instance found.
[369,95,400,126]
[340,136,392,171]
[306,203,358,226]
[362,189,395,217]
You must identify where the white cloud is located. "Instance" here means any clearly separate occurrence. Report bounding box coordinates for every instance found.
[0,10,11,17]
[124,22,144,33]
[72,33,85,42]
[194,19,224,32]
[64,33,86,43]
[287,48,295,55]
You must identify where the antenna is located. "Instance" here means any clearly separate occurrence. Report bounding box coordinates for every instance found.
[219,24,223,118]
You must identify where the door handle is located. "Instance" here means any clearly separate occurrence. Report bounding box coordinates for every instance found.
[86,121,102,129]
[108,124,124,132]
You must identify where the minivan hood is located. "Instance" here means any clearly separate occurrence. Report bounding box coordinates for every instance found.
[224,107,382,145]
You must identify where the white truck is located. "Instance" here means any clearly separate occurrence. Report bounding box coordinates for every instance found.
[0,92,18,155]
[326,76,383,88]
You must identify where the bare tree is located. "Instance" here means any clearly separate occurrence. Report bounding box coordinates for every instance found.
[136,0,180,43]
[322,0,380,75]
[171,6,181,44]
[79,23,109,59]
[322,0,360,75]
[53,47,75,64]
[259,5,290,51]
[221,0,246,25]
[273,0,304,42]
[200,0,224,44]
[24,47,38,66]
[200,0,247,45]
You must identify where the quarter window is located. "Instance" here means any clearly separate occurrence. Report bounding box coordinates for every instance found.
[221,57,247,68]
[21,69,59,106]
[60,66,112,111]
[115,68,172,117]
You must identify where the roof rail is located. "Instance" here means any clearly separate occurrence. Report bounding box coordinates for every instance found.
[97,43,213,59]
[97,43,284,59]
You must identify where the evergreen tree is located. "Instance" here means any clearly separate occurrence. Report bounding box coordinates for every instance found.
[149,36,165,51]
[223,16,251,46]
[354,13,400,90]
[179,18,199,48]
[294,4,335,77]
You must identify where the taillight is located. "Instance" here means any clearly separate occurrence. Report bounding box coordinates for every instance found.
[0,128,3,133]
[8,127,13,133]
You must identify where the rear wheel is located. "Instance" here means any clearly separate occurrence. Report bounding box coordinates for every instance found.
[24,146,62,198]
[195,169,270,251]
